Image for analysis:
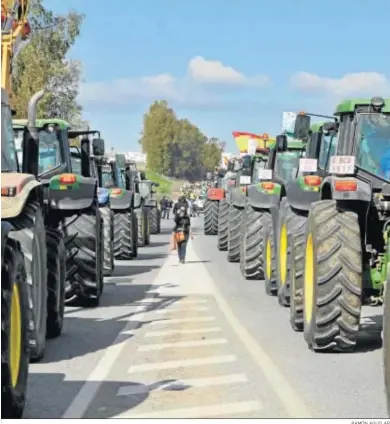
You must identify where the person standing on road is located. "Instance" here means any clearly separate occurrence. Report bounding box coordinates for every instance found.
[160,196,168,219]
[173,195,189,215]
[172,205,193,264]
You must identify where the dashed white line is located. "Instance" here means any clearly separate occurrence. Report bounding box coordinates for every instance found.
[138,338,228,351]
[144,327,222,337]
[127,354,237,373]
[113,400,263,418]
[155,306,209,313]
[117,373,248,396]
[149,316,216,325]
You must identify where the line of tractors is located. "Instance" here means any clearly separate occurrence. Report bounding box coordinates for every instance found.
[203,100,390,415]
[2,2,163,417]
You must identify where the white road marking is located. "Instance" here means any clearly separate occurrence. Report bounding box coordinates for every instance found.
[149,316,216,325]
[61,258,169,419]
[113,400,262,418]
[138,338,228,351]
[190,246,312,418]
[117,373,248,396]
[145,327,222,337]
[155,306,209,313]
[128,354,237,373]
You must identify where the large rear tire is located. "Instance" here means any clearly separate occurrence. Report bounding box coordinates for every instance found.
[149,207,161,235]
[45,228,65,339]
[100,207,114,276]
[227,205,243,262]
[10,200,47,362]
[276,199,308,307]
[1,238,30,418]
[204,200,219,235]
[217,199,229,250]
[131,212,138,258]
[303,200,362,352]
[290,233,304,331]
[136,208,146,247]
[384,269,390,416]
[63,203,103,307]
[113,209,133,260]
[240,206,267,279]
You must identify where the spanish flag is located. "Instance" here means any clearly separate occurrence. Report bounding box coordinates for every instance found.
[232,132,275,154]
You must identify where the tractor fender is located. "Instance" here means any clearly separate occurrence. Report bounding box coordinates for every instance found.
[133,193,142,209]
[285,179,321,212]
[48,175,96,210]
[231,187,247,207]
[1,173,42,219]
[321,176,372,202]
[247,185,281,210]
[110,190,132,210]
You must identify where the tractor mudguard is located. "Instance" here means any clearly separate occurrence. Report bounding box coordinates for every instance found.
[48,175,96,210]
[285,179,321,212]
[97,187,110,206]
[231,187,247,207]
[1,221,15,259]
[321,176,372,202]
[110,190,132,210]
[1,173,42,219]
[133,193,142,209]
[247,185,281,209]
[207,187,225,201]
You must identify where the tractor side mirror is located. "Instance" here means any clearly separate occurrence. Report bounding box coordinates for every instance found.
[154,182,160,187]
[276,134,288,152]
[139,171,146,180]
[294,114,311,139]
[92,138,105,156]
[322,121,339,134]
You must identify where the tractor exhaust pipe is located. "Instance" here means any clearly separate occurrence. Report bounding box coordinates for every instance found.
[23,89,45,175]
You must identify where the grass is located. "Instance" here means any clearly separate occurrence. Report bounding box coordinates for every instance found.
[145,171,173,196]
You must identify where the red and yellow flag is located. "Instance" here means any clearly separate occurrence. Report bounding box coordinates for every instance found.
[232,131,275,154]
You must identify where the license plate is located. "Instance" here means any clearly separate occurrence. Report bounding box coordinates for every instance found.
[239,176,251,185]
[258,169,273,180]
[329,156,355,175]
[299,158,317,173]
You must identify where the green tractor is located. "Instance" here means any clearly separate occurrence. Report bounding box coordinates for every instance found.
[102,154,139,260]
[137,176,161,235]
[242,138,306,294]
[291,96,390,352]
[14,118,105,308]
[216,161,238,250]
[125,161,151,247]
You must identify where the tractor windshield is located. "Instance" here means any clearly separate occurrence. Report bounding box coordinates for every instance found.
[101,165,115,188]
[355,113,390,180]
[274,151,301,181]
[39,131,61,175]
[69,147,81,174]
[252,159,268,182]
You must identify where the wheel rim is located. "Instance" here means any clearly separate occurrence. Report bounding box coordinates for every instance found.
[266,238,272,279]
[280,224,288,285]
[304,233,314,324]
[10,284,22,388]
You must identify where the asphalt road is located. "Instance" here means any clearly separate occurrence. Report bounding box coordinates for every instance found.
[24,216,386,418]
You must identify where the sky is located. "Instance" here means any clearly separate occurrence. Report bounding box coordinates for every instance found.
[46,0,390,153]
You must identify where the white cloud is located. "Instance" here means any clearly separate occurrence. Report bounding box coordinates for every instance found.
[290,71,390,97]
[188,56,270,87]
[79,57,270,111]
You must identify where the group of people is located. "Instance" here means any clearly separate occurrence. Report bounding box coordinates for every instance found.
[159,197,174,219]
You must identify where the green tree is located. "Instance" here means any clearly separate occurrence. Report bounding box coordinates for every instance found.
[12,0,85,123]
[140,100,222,180]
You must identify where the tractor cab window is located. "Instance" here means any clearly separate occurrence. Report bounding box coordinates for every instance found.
[39,130,61,175]
[318,134,338,170]
[274,151,301,181]
[114,166,125,189]
[69,146,81,174]
[355,113,390,180]
[14,128,23,168]
[101,165,115,188]
[1,105,19,172]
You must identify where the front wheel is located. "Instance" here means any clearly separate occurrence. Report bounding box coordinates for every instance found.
[1,238,30,418]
